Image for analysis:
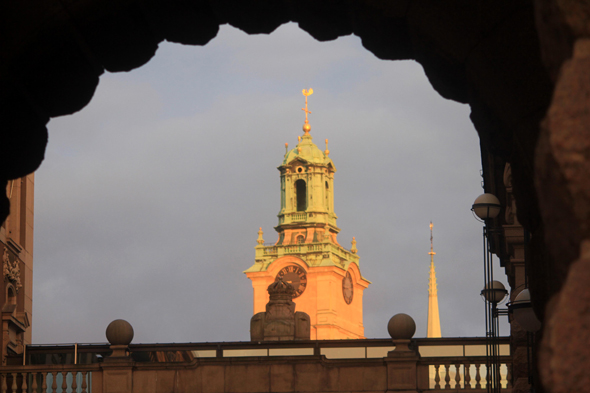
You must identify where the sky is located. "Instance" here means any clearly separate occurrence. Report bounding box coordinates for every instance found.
[34,23,510,344]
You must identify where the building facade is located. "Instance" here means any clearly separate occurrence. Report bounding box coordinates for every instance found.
[1,175,34,364]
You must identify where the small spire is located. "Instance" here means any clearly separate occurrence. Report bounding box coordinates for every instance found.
[297,147,302,154]
[427,221,441,338]
[257,227,264,245]
[298,136,301,142]
[302,88,313,135]
[325,139,330,156]
[285,143,289,155]
[351,237,357,254]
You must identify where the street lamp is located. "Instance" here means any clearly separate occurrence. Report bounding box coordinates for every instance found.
[509,289,541,333]
[472,193,501,221]
[481,280,508,304]
[472,193,503,393]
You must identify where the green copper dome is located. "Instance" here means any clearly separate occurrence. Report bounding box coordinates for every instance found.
[282,134,335,168]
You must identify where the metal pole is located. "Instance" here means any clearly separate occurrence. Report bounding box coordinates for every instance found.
[483,226,492,393]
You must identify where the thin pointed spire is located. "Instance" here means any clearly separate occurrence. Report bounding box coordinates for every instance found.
[427,221,442,338]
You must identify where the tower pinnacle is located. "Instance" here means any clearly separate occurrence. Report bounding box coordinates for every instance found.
[427,221,442,338]
[302,88,313,135]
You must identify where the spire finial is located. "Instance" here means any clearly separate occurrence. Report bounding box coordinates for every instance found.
[302,88,313,135]
[285,143,289,155]
[429,221,435,256]
[351,236,357,254]
[257,227,264,245]
[325,139,330,156]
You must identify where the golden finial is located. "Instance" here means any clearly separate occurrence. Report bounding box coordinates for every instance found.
[285,143,289,154]
[297,147,302,154]
[298,136,301,142]
[351,236,357,254]
[429,221,436,256]
[302,88,313,135]
[257,227,264,245]
[325,139,330,156]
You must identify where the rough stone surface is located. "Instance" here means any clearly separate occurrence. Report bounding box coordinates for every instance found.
[540,240,590,392]
[536,38,590,292]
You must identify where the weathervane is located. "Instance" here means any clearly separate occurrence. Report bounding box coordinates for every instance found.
[302,88,313,135]
[429,222,436,257]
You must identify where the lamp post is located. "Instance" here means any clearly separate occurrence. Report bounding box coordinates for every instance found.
[481,280,508,393]
[472,193,503,393]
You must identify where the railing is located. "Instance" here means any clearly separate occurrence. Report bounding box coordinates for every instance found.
[422,357,512,391]
[1,337,511,392]
[291,212,306,221]
[261,242,359,264]
[0,366,97,393]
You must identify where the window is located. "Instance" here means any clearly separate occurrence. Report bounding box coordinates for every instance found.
[295,180,307,211]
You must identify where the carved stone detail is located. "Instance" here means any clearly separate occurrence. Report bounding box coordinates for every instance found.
[250,278,310,341]
[2,249,21,292]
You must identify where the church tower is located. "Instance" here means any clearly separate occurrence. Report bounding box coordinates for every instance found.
[245,89,370,340]
[427,222,442,338]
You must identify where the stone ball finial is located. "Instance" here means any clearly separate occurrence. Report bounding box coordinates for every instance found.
[387,313,416,339]
[106,319,134,346]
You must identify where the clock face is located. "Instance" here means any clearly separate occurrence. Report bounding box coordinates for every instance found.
[276,265,307,298]
[342,271,353,305]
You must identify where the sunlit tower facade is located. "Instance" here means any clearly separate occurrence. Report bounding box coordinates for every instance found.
[245,89,370,340]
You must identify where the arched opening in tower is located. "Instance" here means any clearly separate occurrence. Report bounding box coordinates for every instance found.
[295,179,307,211]
[325,181,329,211]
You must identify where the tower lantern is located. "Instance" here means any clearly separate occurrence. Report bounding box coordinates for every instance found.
[245,90,371,340]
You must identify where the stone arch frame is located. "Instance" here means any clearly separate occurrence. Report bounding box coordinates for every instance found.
[0,1,588,390]
[266,256,309,278]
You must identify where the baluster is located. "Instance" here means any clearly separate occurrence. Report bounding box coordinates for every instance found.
[81,371,88,393]
[11,373,17,393]
[506,363,512,389]
[31,372,38,393]
[455,363,461,389]
[41,372,48,393]
[22,372,28,393]
[1,374,6,393]
[464,363,471,389]
[474,364,481,389]
[444,364,451,389]
[41,372,47,393]
[61,372,68,393]
[434,364,441,389]
[486,365,492,389]
[72,372,78,393]
[51,372,57,393]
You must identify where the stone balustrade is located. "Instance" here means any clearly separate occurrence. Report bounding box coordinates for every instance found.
[262,242,358,264]
[0,337,511,393]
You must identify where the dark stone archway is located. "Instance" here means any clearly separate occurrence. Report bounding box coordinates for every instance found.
[1,1,589,391]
